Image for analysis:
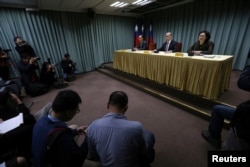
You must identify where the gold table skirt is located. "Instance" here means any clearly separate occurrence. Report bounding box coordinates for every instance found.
[113,50,233,100]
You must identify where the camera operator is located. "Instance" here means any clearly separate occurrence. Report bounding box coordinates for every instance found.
[0,47,11,80]
[14,36,36,58]
[40,62,57,87]
[61,53,77,81]
[40,61,68,89]
[0,87,36,167]
[17,54,47,97]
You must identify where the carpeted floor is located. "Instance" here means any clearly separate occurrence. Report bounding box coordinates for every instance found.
[22,70,244,167]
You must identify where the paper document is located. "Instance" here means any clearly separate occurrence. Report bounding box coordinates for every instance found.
[0,113,24,134]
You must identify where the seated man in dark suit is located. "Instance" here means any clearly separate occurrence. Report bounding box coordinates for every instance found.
[133,35,148,50]
[155,32,178,53]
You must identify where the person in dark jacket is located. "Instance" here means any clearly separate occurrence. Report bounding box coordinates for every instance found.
[0,48,11,80]
[40,62,57,88]
[14,37,36,58]
[60,53,76,81]
[156,32,178,52]
[0,87,36,167]
[201,65,250,149]
[32,90,88,167]
[17,54,40,87]
[187,30,214,55]
[134,35,148,50]
[17,54,48,96]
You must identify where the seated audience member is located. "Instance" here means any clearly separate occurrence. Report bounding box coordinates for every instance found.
[134,35,148,50]
[155,32,177,53]
[0,88,36,167]
[17,54,47,97]
[0,47,11,80]
[40,62,68,89]
[32,90,88,167]
[187,30,214,55]
[87,91,155,167]
[222,100,250,150]
[40,62,57,88]
[201,65,250,148]
[14,37,36,58]
[61,53,77,81]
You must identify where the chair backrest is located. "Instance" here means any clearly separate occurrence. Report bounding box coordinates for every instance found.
[176,42,182,52]
[148,43,156,50]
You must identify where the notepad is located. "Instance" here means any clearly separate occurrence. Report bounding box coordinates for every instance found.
[0,113,24,134]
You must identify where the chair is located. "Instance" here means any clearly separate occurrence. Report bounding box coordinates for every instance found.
[148,43,156,50]
[176,42,182,52]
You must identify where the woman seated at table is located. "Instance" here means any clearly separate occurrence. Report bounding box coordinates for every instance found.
[187,30,214,55]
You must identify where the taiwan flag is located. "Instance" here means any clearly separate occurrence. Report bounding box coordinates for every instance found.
[134,24,139,47]
[148,21,153,47]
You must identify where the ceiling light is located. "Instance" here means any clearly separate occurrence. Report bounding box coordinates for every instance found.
[110,1,120,7]
[110,1,129,8]
[119,3,129,8]
[132,0,153,6]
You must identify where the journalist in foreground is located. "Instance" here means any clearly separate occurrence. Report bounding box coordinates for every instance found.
[32,89,88,167]
[0,87,36,167]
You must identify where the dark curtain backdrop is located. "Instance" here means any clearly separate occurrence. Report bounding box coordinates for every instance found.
[0,8,135,77]
[143,0,250,70]
[0,0,250,79]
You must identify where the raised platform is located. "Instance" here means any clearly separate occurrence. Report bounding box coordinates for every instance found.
[96,63,242,128]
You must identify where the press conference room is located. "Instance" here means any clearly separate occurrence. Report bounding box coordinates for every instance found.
[0,0,249,167]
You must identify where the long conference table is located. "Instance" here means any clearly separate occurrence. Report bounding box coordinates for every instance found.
[113,50,233,100]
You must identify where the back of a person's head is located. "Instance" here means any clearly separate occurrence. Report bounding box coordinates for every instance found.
[108,91,128,110]
[52,89,82,113]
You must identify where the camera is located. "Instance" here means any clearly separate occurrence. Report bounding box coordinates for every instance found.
[36,57,41,60]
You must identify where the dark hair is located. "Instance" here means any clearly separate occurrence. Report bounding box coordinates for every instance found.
[108,91,128,110]
[42,62,49,69]
[20,53,30,59]
[199,30,211,43]
[64,53,70,58]
[52,90,82,113]
[14,36,21,42]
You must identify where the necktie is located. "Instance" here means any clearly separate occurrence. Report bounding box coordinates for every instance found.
[166,42,169,51]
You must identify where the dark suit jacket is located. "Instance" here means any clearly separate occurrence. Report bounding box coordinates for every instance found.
[15,42,36,58]
[187,41,214,55]
[157,40,178,52]
[136,41,148,50]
